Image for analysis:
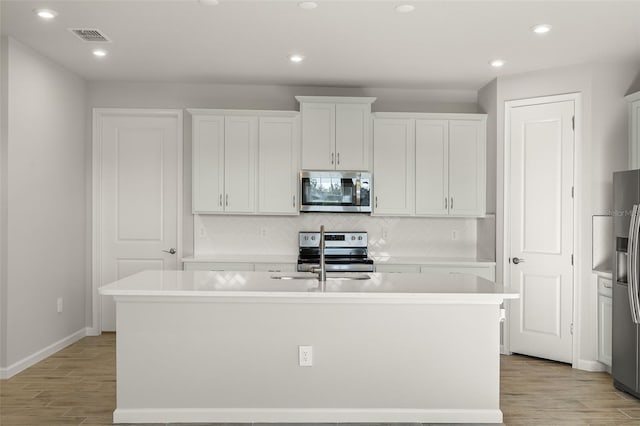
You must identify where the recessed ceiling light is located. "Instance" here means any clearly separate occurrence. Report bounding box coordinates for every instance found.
[395,4,415,13]
[93,49,108,58]
[289,54,304,63]
[532,24,552,34]
[34,9,57,20]
[199,0,220,5]
[490,59,505,68]
[298,1,318,9]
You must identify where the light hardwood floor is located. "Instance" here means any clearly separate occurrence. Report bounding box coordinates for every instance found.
[0,333,638,425]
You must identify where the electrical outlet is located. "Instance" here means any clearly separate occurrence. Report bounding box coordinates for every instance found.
[451,230,458,241]
[298,345,313,367]
[57,297,63,313]
[381,227,389,240]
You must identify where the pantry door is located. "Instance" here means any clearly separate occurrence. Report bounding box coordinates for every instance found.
[506,96,576,364]
[93,109,182,332]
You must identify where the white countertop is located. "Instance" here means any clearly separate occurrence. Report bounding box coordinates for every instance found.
[182,255,495,266]
[99,270,517,303]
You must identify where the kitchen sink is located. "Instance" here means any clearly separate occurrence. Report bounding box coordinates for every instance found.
[270,274,371,281]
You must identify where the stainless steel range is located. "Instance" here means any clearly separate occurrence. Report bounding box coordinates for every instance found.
[297,231,374,273]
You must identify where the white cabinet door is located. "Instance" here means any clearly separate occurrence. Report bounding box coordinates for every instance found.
[420,265,495,281]
[598,293,612,367]
[192,115,224,213]
[335,103,369,170]
[373,118,414,215]
[258,116,300,214]
[415,119,449,215]
[448,120,486,216]
[183,262,254,271]
[224,116,257,213]
[301,102,335,170]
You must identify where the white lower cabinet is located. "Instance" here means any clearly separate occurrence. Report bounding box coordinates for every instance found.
[375,264,421,273]
[183,262,255,272]
[597,275,612,367]
[253,263,296,272]
[420,265,495,281]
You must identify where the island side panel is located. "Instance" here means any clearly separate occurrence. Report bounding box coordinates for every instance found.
[115,297,501,423]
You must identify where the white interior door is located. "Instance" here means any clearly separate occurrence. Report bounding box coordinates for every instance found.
[96,110,182,332]
[508,99,575,363]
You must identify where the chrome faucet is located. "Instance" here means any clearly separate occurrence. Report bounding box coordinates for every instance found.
[311,225,327,282]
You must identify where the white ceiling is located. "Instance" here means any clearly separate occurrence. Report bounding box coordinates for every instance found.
[2,0,640,90]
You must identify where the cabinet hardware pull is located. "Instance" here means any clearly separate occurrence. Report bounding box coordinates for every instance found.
[375,196,378,208]
[226,194,229,207]
[337,152,340,165]
[451,197,454,209]
[219,194,222,207]
[445,197,448,209]
[331,153,334,165]
[293,195,296,207]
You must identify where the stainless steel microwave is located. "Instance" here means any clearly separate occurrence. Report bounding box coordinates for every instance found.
[300,171,371,213]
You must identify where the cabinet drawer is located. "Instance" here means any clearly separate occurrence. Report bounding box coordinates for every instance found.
[254,263,296,273]
[183,262,254,271]
[598,276,613,297]
[420,265,495,281]
[375,264,420,273]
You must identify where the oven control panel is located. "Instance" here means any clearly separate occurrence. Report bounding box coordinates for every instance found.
[299,232,368,248]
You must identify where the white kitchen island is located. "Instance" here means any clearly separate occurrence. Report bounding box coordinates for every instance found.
[99,270,517,424]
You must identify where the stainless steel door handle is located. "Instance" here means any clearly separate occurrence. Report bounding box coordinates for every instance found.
[219,194,222,207]
[331,153,334,165]
[162,248,176,255]
[337,152,340,165]
[512,257,525,264]
[225,194,229,207]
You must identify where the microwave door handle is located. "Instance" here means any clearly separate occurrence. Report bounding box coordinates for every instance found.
[355,179,361,206]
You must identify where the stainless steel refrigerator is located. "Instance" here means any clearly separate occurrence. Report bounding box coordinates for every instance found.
[613,169,640,398]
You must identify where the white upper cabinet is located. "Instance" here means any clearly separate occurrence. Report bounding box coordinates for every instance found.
[224,116,257,213]
[415,120,449,215]
[191,109,299,215]
[192,115,225,213]
[258,116,300,215]
[627,92,640,169]
[374,113,486,217]
[297,96,375,171]
[448,120,486,217]
[373,118,415,215]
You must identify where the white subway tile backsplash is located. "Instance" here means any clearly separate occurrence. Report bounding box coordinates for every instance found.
[194,214,481,258]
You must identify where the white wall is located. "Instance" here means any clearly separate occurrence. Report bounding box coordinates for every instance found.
[495,61,640,369]
[1,38,87,372]
[0,34,8,370]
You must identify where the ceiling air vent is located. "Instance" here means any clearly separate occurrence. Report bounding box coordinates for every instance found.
[68,28,111,43]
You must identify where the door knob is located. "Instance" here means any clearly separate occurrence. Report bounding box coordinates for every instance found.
[163,248,176,255]
[512,257,525,264]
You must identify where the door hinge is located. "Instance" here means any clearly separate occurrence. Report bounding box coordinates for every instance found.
[570,323,574,335]
[572,116,575,130]
[571,254,574,265]
[571,186,574,198]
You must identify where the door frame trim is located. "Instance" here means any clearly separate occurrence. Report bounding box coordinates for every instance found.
[502,93,581,367]
[90,108,183,335]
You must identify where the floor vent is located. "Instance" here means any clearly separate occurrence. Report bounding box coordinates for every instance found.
[68,28,111,43]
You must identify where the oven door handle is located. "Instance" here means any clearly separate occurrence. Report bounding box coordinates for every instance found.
[355,179,361,206]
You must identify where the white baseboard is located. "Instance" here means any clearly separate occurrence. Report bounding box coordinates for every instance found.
[575,358,607,372]
[0,327,88,379]
[85,326,101,336]
[113,408,503,424]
